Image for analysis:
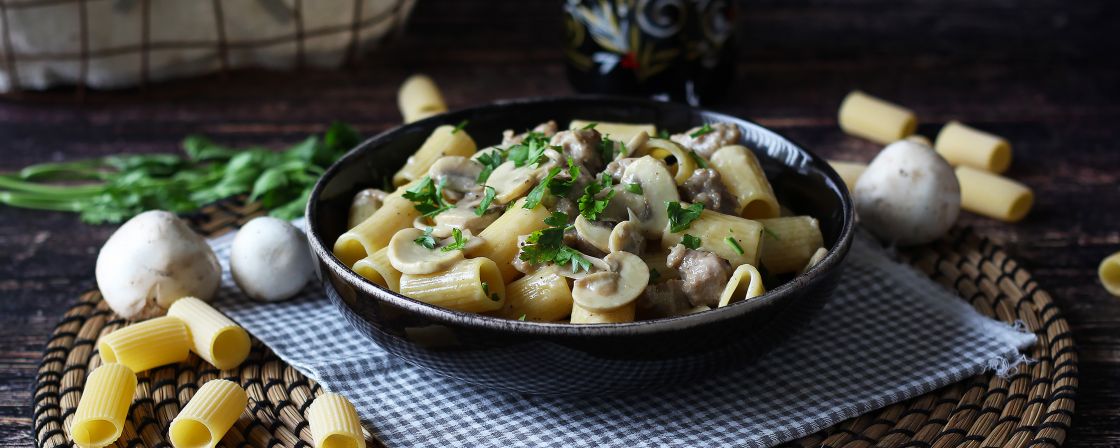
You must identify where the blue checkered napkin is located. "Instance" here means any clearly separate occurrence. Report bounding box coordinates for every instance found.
[209,230,1035,448]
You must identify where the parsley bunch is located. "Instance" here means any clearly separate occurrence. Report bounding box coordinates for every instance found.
[402,175,453,217]
[0,122,360,224]
[577,173,615,220]
[518,211,592,273]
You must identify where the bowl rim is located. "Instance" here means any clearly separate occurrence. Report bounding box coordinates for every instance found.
[306,94,855,336]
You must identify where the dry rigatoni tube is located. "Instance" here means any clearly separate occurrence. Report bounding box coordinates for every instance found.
[935,121,1012,173]
[955,166,1033,222]
[826,160,867,192]
[169,379,247,448]
[97,316,190,372]
[167,297,251,370]
[308,393,366,448]
[1099,252,1120,297]
[398,257,506,313]
[391,125,477,186]
[758,216,825,274]
[838,91,918,144]
[71,363,137,448]
[398,74,447,123]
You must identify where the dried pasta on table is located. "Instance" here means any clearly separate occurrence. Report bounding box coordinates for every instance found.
[308,393,367,448]
[71,363,137,448]
[838,90,917,144]
[169,379,248,448]
[398,74,447,124]
[955,165,1033,222]
[935,121,1012,173]
[167,297,251,371]
[97,316,190,372]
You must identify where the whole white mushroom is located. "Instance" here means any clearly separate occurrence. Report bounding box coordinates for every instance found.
[230,216,315,301]
[853,139,961,246]
[95,210,222,319]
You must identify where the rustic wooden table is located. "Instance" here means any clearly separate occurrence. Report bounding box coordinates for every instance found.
[2,1,1117,446]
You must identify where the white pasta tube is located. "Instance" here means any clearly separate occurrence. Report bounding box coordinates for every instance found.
[661,210,764,268]
[167,297,251,371]
[398,74,447,124]
[71,363,136,448]
[1100,252,1120,297]
[643,138,696,185]
[955,165,1033,222]
[935,121,1012,173]
[334,185,422,267]
[466,197,552,282]
[392,125,477,186]
[717,264,765,308]
[569,120,657,144]
[710,145,780,218]
[827,160,867,192]
[838,91,918,144]
[308,393,366,448]
[347,189,385,230]
[801,247,829,274]
[97,316,190,372]
[502,267,573,322]
[570,302,635,324]
[353,247,402,292]
[758,216,825,274]
[399,257,506,313]
[169,379,247,448]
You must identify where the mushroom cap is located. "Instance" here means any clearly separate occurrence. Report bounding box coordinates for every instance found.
[428,156,483,193]
[487,161,536,204]
[387,227,465,275]
[95,210,221,318]
[608,220,644,254]
[854,140,961,246]
[348,188,388,228]
[573,214,612,253]
[572,251,649,311]
[230,216,316,302]
[620,156,680,238]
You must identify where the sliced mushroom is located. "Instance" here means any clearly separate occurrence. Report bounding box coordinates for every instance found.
[428,205,500,237]
[573,214,612,253]
[387,228,464,275]
[608,220,645,254]
[486,161,535,204]
[626,131,650,157]
[572,251,649,311]
[428,156,482,193]
[347,188,388,229]
[620,156,681,238]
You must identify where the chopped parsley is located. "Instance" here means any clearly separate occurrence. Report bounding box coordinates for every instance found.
[649,267,661,284]
[725,236,745,255]
[689,123,714,138]
[441,228,468,252]
[402,176,452,217]
[682,234,702,249]
[518,314,527,321]
[625,182,643,195]
[451,119,469,134]
[475,151,504,183]
[414,227,437,249]
[689,150,709,168]
[475,186,496,216]
[657,129,670,139]
[507,131,552,168]
[523,166,562,210]
[666,201,704,233]
[546,158,580,197]
[582,122,598,130]
[763,227,781,240]
[577,173,616,221]
[598,136,622,162]
[518,211,593,273]
[481,281,500,301]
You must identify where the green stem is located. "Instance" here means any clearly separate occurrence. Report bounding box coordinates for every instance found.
[19,159,111,181]
[0,191,85,212]
[0,174,105,196]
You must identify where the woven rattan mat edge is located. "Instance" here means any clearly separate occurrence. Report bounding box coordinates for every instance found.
[32,198,1078,448]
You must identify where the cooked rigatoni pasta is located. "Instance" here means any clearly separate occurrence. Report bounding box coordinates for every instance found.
[352,248,402,292]
[710,145,780,218]
[955,165,1033,222]
[826,160,867,192]
[398,74,447,124]
[344,118,825,322]
[169,379,247,448]
[502,267,573,322]
[838,91,918,144]
[392,125,477,186]
[334,186,422,267]
[569,120,656,143]
[661,210,764,268]
[308,393,366,448]
[758,216,825,274]
[347,189,386,230]
[399,257,506,313]
[71,363,136,448]
[97,316,190,372]
[936,121,1011,173]
[1099,252,1120,297]
[718,264,764,308]
[802,247,829,274]
[167,297,251,370]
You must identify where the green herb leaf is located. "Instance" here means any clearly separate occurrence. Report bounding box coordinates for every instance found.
[725,236,745,255]
[507,132,551,168]
[475,186,496,216]
[546,158,580,197]
[518,314,527,321]
[475,151,504,184]
[582,122,598,130]
[657,129,670,139]
[441,228,468,252]
[598,136,621,163]
[519,211,593,273]
[402,175,452,217]
[689,150,709,169]
[682,234,702,249]
[666,201,704,233]
[625,182,643,195]
[577,173,615,221]
[451,119,469,134]
[414,227,437,249]
[689,123,714,138]
[481,281,501,301]
[523,166,563,210]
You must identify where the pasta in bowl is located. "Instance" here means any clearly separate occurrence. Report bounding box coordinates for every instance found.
[306,96,854,395]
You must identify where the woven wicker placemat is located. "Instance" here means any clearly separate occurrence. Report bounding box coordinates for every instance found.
[32,198,1077,447]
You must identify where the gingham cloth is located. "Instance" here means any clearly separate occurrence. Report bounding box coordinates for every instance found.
[209,228,1035,448]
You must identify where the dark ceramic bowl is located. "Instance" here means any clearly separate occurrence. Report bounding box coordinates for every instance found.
[306,96,854,396]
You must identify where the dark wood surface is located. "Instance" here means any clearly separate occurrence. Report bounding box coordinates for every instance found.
[2,1,1118,446]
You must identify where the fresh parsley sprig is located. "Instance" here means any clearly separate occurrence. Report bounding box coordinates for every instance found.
[690,123,714,138]
[577,173,615,221]
[475,151,504,184]
[402,175,452,217]
[682,234,702,249]
[725,236,745,255]
[518,211,593,273]
[507,132,552,168]
[523,166,562,210]
[414,227,437,249]
[451,120,469,134]
[475,186,496,216]
[667,201,704,233]
[441,228,469,252]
